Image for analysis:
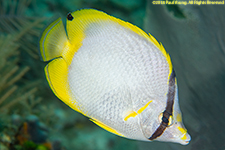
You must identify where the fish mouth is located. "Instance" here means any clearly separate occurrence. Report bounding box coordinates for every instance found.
[180,132,191,145]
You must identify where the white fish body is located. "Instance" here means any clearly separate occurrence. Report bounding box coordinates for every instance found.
[39,9,191,145]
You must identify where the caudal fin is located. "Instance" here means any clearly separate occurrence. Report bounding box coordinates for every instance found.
[39,18,68,61]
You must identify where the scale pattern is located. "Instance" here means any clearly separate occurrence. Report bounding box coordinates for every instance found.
[68,21,169,139]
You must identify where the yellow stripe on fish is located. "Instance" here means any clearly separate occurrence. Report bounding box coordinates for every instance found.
[124,100,153,121]
[39,8,191,145]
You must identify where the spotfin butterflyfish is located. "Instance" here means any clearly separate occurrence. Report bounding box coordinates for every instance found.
[39,8,191,145]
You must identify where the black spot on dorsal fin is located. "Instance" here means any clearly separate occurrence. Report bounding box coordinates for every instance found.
[67,13,74,21]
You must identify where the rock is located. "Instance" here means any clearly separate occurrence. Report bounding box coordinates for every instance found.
[25,115,48,144]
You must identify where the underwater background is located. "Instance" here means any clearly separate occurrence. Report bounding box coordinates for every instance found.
[0,0,225,149]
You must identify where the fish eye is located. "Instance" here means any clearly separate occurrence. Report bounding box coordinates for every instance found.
[158,112,174,126]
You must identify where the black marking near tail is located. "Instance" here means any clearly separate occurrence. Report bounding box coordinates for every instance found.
[149,69,176,140]
[67,13,74,21]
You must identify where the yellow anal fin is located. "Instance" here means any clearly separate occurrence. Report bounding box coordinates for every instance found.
[45,57,81,113]
[39,18,68,61]
[90,118,124,137]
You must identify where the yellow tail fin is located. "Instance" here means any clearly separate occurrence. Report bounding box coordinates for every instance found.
[39,18,68,61]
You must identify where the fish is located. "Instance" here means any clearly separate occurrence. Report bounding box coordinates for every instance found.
[39,8,191,145]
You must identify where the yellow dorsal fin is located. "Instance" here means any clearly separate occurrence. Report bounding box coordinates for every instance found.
[39,18,68,61]
[66,9,152,45]
[45,57,81,113]
[66,8,172,76]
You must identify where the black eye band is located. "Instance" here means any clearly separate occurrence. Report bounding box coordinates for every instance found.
[149,69,176,140]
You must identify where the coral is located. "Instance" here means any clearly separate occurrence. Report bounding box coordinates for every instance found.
[0,0,49,149]
[0,0,46,113]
